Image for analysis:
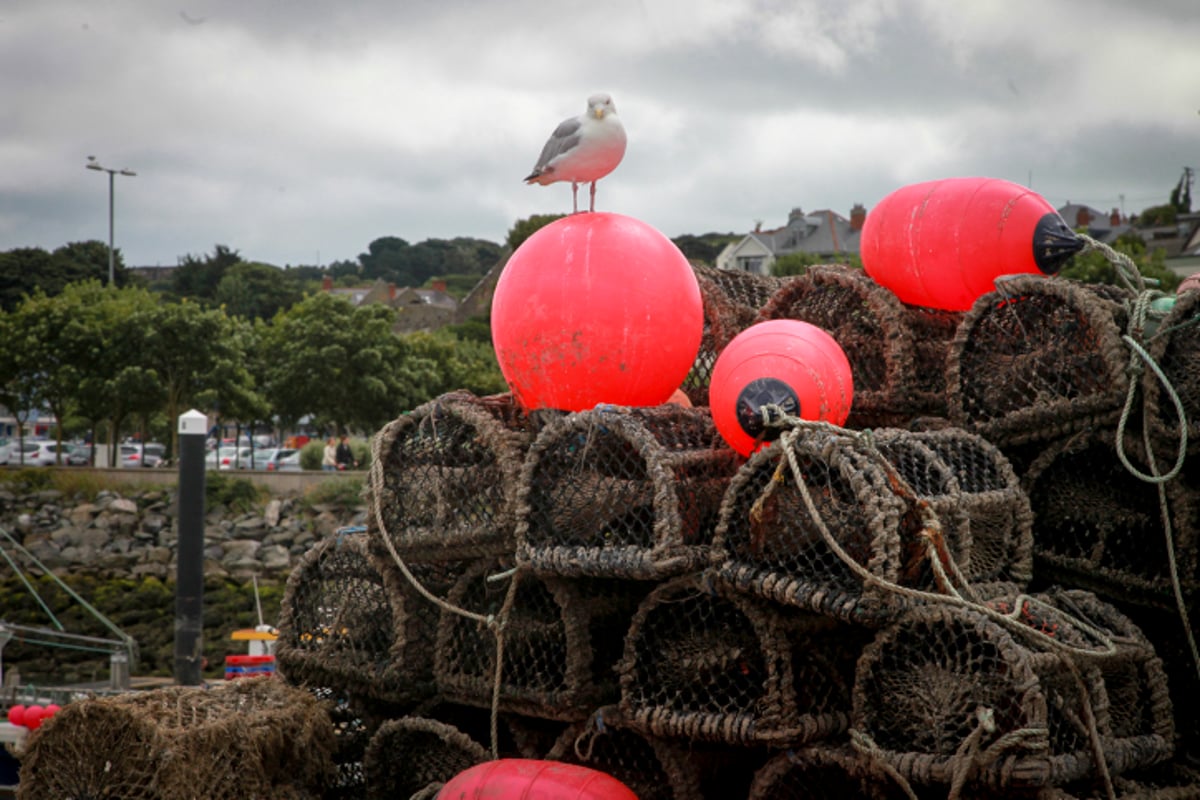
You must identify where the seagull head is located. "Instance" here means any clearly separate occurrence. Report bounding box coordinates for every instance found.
[588,93,617,120]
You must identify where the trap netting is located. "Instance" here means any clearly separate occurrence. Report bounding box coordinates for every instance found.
[369,391,536,562]
[684,264,788,405]
[747,744,922,800]
[757,264,962,429]
[515,404,741,580]
[713,422,989,626]
[852,590,1173,793]
[16,678,335,800]
[435,559,644,720]
[946,275,1134,448]
[545,708,748,800]
[616,572,865,747]
[906,426,1035,585]
[1023,427,1200,608]
[276,532,443,708]
[362,715,490,800]
[1143,287,1200,455]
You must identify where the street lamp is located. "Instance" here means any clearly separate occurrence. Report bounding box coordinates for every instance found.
[85,156,136,286]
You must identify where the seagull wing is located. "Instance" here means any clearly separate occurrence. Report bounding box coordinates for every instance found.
[524,117,583,182]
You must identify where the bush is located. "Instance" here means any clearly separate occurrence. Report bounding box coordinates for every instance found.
[300,476,365,511]
[300,440,326,471]
[205,472,265,513]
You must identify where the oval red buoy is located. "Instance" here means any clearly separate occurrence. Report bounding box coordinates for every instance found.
[438,759,638,799]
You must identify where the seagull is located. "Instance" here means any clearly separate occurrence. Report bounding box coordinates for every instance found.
[524,93,627,214]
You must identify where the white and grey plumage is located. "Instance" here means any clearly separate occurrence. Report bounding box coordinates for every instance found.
[524,93,627,213]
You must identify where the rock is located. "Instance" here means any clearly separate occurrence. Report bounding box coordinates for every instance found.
[77,527,112,550]
[141,513,167,535]
[132,562,169,580]
[225,557,261,580]
[259,544,291,571]
[15,513,34,533]
[27,538,67,568]
[33,490,63,505]
[235,516,266,533]
[109,498,138,515]
[222,539,261,561]
[141,546,172,564]
[264,499,282,527]
[69,503,99,527]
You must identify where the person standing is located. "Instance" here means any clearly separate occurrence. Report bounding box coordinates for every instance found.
[322,437,337,472]
[335,435,357,470]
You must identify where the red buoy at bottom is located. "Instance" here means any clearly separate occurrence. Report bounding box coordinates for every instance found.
[437,759,638,799]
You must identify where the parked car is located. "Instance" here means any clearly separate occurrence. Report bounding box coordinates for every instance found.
[0,441,41,465]
[119,443,166,468]
[214,446,268,470]
[23,441,75,466]
[66,444,93,466]
[258,447,301,472]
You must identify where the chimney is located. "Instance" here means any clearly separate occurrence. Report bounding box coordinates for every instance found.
[787,207,805,226]
[432,279,447,293]
[388,282,396,300]
[321,275,332,292]
[850,203,867,232]
[1076,207,1091,228]
[1110,208,1121,227]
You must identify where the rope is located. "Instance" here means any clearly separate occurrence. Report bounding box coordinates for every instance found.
[368,423,516,758]
[846,730,921,800]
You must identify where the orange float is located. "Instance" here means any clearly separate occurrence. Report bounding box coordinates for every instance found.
[437,759,638,799]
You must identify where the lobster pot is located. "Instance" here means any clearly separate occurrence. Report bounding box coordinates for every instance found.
[1023,428,1200,608]
[516,405,741,580]
[1144,288,1200,453]
[713,428,928,626]
[852,597,1172,792]
[362,716,489,800]
[317,690,373,800]
[756,264,962,428]
[435,560,644,721]
[873,429,973,585]
[617,573,864,747]
[15,679,335,800]
[946,276,1133,447]
[1120,602,1200,764]
[277,533,432,707]
[546,711,751,800]
[909,426,1035,584]
[748,745,921,800]
[684,265,788,405]
[369,391,533,562]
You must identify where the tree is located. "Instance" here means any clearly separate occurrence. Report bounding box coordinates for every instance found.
[0,312,40,460]
[260,293,420,434]
[0,242,130,311]
[171,244,243,302]
[214,262,303,320]
[772,251,862,277]
[1059,231,1179,291]
[401,329,506,398]
[506,215,565,250]
[672,233,740,265]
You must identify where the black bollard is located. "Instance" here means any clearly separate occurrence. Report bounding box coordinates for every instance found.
[175,409,208,685]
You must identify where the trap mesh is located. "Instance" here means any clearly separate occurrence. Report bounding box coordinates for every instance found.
[1023,428,1200,607]
[15,678,335,800]
[369,391,535,561]
[362,716,489,800]
[946,276,1133,447]
[516,404,741,580]
[617,572,862,746]
[747,744,919,800]
[712,426,930,625]
[435,560,643,720]
[756,264,961,428]
[853,590,1172,792]
[684,265,788,406]
[1144,288,1200,454]
[276,533,430,707]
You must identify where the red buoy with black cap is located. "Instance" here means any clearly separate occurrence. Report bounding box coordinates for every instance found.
[861,177,1084,311]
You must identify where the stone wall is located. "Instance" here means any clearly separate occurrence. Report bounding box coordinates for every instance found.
[0,485,367,583]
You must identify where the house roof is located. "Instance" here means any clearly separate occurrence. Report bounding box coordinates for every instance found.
[756,209,860,257]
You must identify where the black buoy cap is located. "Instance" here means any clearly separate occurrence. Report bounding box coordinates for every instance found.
[1033,212,1085,274]
[736,377,800,441]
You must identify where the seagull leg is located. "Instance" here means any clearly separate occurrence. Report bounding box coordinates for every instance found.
[571,182,579,214]
[589,181,597,212]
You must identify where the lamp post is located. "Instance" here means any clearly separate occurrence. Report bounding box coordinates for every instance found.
[85,157,136,286]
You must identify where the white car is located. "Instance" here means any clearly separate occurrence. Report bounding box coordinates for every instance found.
[258,447,301,472]
[11,441,74,466]
[119,443,166,468]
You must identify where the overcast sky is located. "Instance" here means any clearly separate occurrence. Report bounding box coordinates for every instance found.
[2,0,1197,268]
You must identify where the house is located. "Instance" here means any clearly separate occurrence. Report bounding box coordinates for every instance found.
[715,205,866,276]
[1057,203,1130,245]
[320,276,461,333]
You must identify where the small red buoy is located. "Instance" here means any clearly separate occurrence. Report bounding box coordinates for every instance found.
[665,388,693,407]
[23,705,45,731]
[6,704,26,726]
[708,320,853,457]
[861,177,1084,310]
[437,759,638,799]
[43,704,61,719]
[491,212,703,411]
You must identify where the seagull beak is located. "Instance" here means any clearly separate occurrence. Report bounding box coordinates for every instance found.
[593,108,605,119]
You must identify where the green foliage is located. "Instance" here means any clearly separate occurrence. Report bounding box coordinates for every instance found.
[1137,204,1177,227]
[171,244,243,302]
[506,214,565,249]
[214,261,303,321]
[205,472,266,513]
[0,467,55,494]
[301,475,365,510]
[1059,232,1180,291]
[0,241,130,312]
[671,232,741,264]
[357,236,500,288]
[299,439,326,471]
[772,251,862,277]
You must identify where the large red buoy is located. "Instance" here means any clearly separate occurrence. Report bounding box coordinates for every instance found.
[491,212,703,411]
[437,759,638,799]
[708,319,853,457]
[861,177,1084,311]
